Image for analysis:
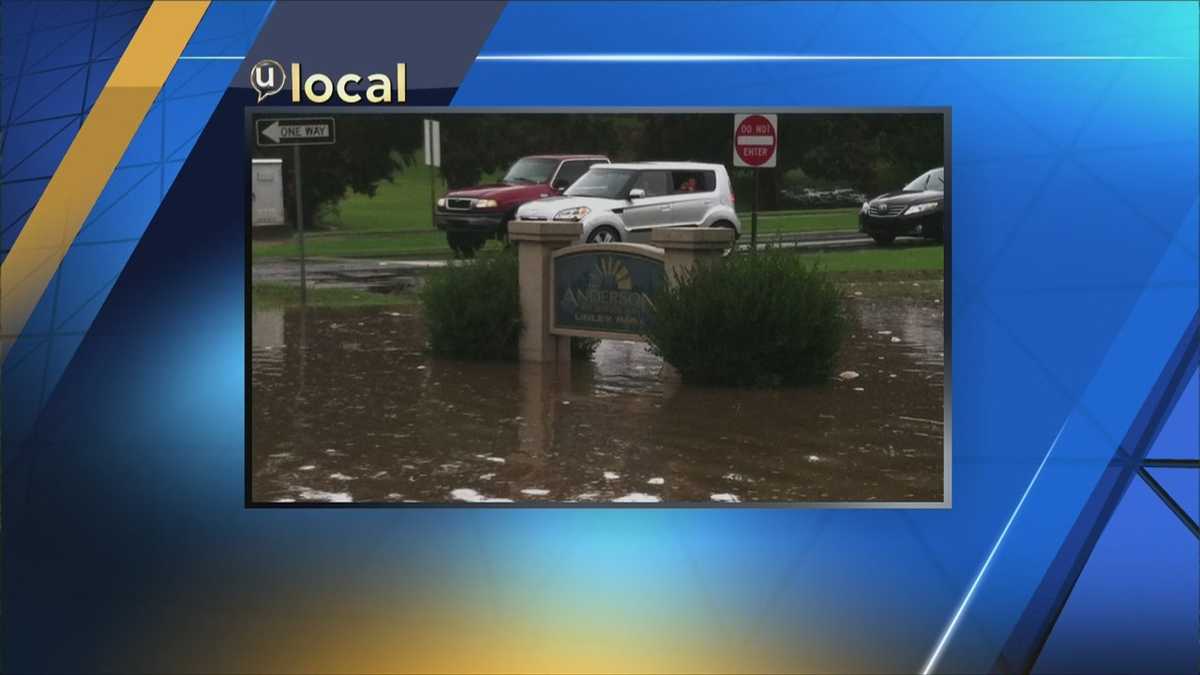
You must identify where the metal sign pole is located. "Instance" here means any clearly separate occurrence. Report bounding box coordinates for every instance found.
[751,169,759,252]
[293,144,306,306]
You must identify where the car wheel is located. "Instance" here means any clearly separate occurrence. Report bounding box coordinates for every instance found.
[871,233,896,246]
[587,226,620,244]
[447,232,467,257]
[448,232,484,258]
[496,213,515,247]
[712,220,738,256]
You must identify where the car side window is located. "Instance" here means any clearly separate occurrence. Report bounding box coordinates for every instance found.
[553,161,596,189]
[631,170,670,197]
[930,170,944,191]
[669,170,716,193]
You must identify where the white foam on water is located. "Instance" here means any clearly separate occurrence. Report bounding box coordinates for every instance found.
[298,465,316,471]
[711,493,741,503]
[475,454,506,463]
[647,477,665,485]
[298,488,353,503]
[329,473,355,481]
[450,488,513,503]
[613,493,660,503]
[603,471,620,480]
[521,488,551,496]
[479,473,496,480]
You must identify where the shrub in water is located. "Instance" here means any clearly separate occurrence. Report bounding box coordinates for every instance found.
[645,251,847,386]
[420,251,521,360]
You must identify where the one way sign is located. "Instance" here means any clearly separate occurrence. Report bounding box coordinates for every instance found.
[256,117,336,147]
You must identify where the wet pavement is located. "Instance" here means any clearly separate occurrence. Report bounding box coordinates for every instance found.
[251,288,944,504]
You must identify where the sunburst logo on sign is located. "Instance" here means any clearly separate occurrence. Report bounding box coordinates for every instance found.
[588,256,633,291]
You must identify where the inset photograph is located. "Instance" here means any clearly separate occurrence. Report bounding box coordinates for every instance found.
[249,111,947,505]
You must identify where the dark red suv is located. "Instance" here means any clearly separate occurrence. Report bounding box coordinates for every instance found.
[435,154,609,255]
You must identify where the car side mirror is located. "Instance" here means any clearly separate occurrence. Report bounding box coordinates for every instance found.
[628,188,646,200]
[552,179,570,191]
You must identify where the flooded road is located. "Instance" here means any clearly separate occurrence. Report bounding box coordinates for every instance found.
[251,288,944,504]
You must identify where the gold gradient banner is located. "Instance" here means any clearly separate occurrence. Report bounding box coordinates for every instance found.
[0,1,211,360]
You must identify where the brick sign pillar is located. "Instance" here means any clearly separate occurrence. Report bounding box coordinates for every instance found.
[509,220,581,363]
[652,227,735,284]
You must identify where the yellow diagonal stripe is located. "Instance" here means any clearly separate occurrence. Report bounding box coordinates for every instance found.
[0,1,210,361]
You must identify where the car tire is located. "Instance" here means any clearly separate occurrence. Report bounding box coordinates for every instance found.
[496,212,516,247]
[871,233,896,246]
[712,220,738,256]
[447,232,484,258]
[587,226,620,244]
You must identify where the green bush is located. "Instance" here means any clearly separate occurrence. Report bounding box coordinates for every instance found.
[420,252,521,360]
[645,251,847,386]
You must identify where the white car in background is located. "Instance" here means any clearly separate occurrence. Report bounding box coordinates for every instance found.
[515,161,741,243]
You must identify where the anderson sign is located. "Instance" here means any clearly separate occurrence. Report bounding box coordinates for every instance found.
[551,245,666,340]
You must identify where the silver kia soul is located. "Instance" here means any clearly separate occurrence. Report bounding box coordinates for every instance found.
[515,161,741,243]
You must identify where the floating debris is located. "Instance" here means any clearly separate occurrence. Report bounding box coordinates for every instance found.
[838,371,860,381]
[890,337,902,343]
[647,477,665,485]
[603,471,620,480]
[329,473,355,481]
[711,493,741,503]
[479,473,496,480]
[298,465,316,471]
[521,488,551,496]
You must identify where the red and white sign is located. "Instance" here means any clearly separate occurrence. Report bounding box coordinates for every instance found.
[733,113,778,168]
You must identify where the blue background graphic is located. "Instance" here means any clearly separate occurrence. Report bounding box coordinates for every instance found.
[2,2,1196,673]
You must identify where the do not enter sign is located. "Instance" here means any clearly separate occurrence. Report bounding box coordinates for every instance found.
[733,113,778,168]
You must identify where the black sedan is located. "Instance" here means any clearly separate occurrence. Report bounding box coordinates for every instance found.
[859,167,945,245]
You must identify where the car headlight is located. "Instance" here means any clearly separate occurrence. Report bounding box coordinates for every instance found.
[474,199,499,209]
[904,201,940,215]
[553,206,591,221]
[860,201,870,213]
[436,198,446,208]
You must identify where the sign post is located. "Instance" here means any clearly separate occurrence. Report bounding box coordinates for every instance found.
[256,117,336,305]
[733,113,778,252]
[424,119,441,228]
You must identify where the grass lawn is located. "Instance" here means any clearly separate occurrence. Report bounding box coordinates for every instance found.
[252,283,420,309]
[328,159,448,231]
[736,207,859,235]
[805,243,944,274]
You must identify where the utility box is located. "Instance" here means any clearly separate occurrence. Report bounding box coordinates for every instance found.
[251,158,285,227]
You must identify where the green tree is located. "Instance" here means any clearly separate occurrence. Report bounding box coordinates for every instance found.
[253,115,423,230]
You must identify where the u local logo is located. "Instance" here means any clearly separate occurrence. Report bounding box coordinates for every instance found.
[250,60,406,104]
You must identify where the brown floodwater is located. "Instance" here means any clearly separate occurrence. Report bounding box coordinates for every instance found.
[251,289,944,504]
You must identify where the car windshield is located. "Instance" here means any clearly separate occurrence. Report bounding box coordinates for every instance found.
[904,169,944,192]
[503,158,559,185]
[564,168,635,199]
